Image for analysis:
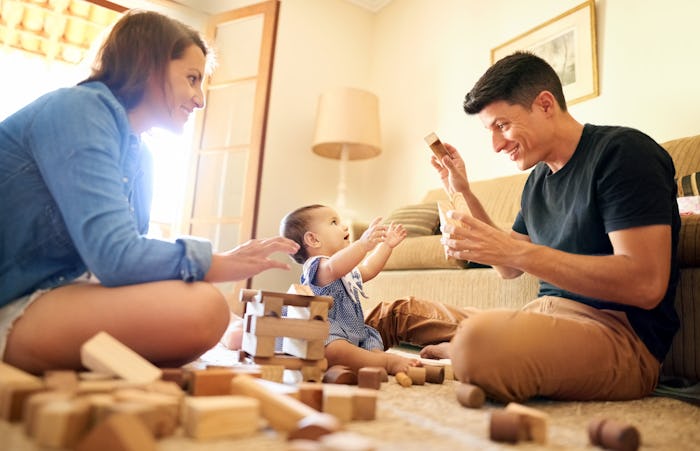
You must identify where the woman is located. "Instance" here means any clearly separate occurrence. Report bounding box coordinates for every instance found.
[0,10,298,374]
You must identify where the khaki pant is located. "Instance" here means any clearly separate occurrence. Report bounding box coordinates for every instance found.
[365,296,660,403]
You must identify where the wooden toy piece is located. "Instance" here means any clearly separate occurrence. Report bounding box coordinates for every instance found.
[187,368,237,396]
[289,283,314,296]
[424,132,449,159]
[406,366,426,385]
[258,364,285,383]
[489,410,528,444]
[75,412,157,451]
[357,367,383,390]
[44,370,79,391]
[320,431,376,451]
[230,374,319,432]
[505,402,549,444]
[423,364,445,384]
[395,371,412,387]
[288,412,342,441]
[455,382,485,408]
[248,315,329,341]
[298,382,324,411]
[80,331,162,384]
[284,337,326,361]
[33,397,91,448]
[111,388,181,438]
[302,365,323,382]
[322,384,354,422]
[240,288,334,309]
[588,417,640,451]
[104,401,176,439]
[242,331,276,357]
[250,354,329,371]
[323,365,357,385]
[0,361,45,421]
[182,395,260,440]
[23,390,74,436]
[352,388,377,421]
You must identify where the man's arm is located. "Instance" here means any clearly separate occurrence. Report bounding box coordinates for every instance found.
[445,211,671,309]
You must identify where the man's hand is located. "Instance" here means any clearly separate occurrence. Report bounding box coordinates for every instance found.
[430,142,470,195]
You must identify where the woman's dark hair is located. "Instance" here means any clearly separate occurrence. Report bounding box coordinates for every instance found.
[82,10,213,110]
[280,205,325,264]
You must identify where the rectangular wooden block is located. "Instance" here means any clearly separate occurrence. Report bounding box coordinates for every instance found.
[76,412,157,451]
[505,402,549,444]
[34,398,92,448]
[282,337,325,360]
[352,388,377,421]
[187,368,238,396]
[247,315,329,340]
[183,395,259,440]
[240,289,334,309]
[242,331,275,357]
[357,367,382,390]
[80,332,162,384]
[322,385,354,422]
[0,362,45,421]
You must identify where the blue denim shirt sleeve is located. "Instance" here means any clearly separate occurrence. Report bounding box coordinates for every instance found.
[0,82,212,300]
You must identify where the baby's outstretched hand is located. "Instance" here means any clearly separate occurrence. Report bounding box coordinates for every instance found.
[358,217,387,250]
[385,222,407,248]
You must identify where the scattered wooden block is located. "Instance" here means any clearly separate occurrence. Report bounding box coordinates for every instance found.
[424,132,449,159]
[159,368,189,390]
[395,372,412,388]
[230,374,319,432]
[182,395,260,440]
[110,388,181,438]
[80,332,162,384]
[24,390,74,437]
[489,410,528,444]
[424,365,445,384]
[0,361,45,421]
[322,385,354,422]
[357,367,382,390]
[75,412,157,451]
[406,367,426,385]
[34,397,91,448]
[43,370,79,391]
[187,368,237,396]
[351,388,377,421]
[298,382,324,411]
[455,383,485,408]
[505,402,548,444]
[588,417,640,451]
[287,412,342,441]
[323,365,357,385]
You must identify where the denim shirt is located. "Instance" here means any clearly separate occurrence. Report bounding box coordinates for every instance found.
[0,81,212,306]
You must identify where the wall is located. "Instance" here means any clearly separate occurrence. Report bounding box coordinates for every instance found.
[253,0,700,292]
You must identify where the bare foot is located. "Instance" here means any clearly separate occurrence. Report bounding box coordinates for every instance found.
[385,353,421,375]
[420,342,451,360]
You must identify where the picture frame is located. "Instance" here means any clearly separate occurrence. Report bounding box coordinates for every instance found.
[491,0,598,105]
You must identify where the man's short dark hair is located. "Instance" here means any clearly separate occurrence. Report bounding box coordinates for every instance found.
[463,51,567,115]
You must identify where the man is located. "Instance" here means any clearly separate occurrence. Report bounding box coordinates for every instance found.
[366,51,680,402]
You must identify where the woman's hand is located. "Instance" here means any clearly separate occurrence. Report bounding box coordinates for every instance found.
[205,236,300,282]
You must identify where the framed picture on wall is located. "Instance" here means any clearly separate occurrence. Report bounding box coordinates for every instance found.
[491,0,598,106]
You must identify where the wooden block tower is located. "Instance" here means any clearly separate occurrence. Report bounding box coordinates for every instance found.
[239,287,333,376]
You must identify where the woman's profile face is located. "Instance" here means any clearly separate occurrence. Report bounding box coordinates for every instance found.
[152,44,207,133]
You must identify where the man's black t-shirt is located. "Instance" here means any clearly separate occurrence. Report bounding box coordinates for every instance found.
[513,124,680,361]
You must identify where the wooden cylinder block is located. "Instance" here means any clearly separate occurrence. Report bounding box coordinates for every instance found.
[588,418,640,451]
[489,410,528,444]
[424,365,445,384]
[406,367,426,385]
[455,383,485,409]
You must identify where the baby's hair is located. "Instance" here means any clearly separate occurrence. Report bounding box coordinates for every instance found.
[280,204,325,263]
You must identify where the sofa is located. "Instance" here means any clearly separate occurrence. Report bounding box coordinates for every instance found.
[361,133,700,383]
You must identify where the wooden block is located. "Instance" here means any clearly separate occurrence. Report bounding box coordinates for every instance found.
[322,385,354,422]
[248,315,329,340]
[283,337,325,360]
[298,382,324,411]
[406,367,426,385]
[588,418,640,451]
[228,365,263,379]
[258,364,285,383]
[424,132,449,159]
[24,390,74,436]
[240,289,334,309]
[357,367,382,390]
[76,379,141,395]
[352,388,377,421]
[285,303,329,322]
[0,361,45,421]
[75,412,157,451]
[242,331,276,357]
[489,410,528,444]
[187,368,237,396]
[160,368,189,390]
[455,383,485,408]
[395,372,412,387]
[250,354,328,371]
[253,378,300,399]
[244,296,283,317]
[287,412,341,441]
[44,370,79,391]
[34,398,91,448]
[143,380,185,399]
[110,389,180,438]
[80,393,118,427]
[320,431,376,450]
[288,283,314,296]
[182,395,260,440]
[230,374,318,432]
[424,365,445,384]
[301,366,323,383]
[79,371,116,381]
[505,402,549,444]
[322,365,357,385]
[80,332,162,384]
[105,401,177,439]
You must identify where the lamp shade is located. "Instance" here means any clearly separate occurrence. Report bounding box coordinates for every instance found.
[312,87,381,160]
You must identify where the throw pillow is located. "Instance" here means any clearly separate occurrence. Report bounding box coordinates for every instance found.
[677,171,700,197]
[384,203,440,238]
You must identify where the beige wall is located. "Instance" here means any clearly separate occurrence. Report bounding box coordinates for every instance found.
[253,0,700,291]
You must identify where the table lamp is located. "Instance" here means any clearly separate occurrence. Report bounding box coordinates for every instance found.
[311,87,381,216]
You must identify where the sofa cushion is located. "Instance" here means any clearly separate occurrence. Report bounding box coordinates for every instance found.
[677,171,700,197]
[384,203,439,237]
[384,235,468,270]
